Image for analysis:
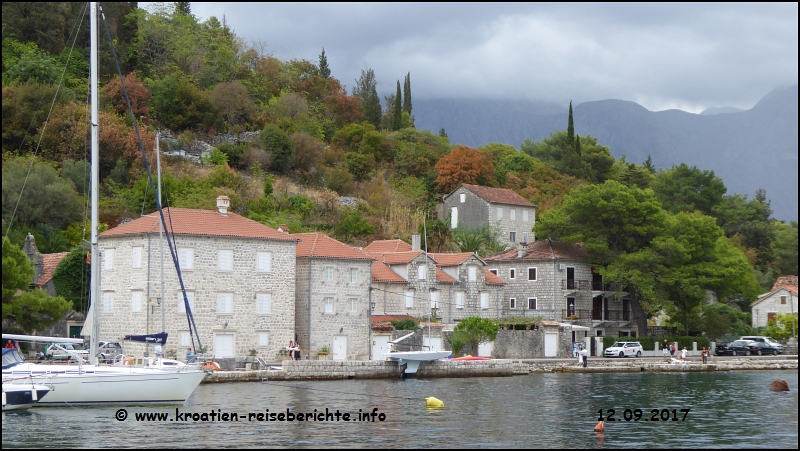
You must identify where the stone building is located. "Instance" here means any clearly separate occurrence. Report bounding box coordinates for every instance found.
[751,275,798,328]
[443,184,537,246]
[98,197,298,359]
[428,252,505,324]
[291,231,374,361]
[484,239,639,341]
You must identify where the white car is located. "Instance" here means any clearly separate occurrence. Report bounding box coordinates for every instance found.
[604,341,643,358]
[45,342,89,361]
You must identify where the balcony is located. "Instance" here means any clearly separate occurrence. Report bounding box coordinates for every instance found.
[501,308,559,321]
[591,281,619,291]
[591,309,634,322]
[561,309,592,322]
[562,279,591,291]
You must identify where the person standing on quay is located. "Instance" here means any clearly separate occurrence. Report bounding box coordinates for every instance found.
[680,347,688,361]
[662,340,669,358]
[577,345,583,366]
[580,345,589,368]
[573,342,579,358]
[701,347,710,364]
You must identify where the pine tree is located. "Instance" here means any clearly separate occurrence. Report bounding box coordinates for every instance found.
[644,155,655,174]
[175,2,192,16]
[319,48,331,80]
[403,72,412,114]
[393,80,402,130]
[353,68,382,128]
[439,128,448,138]
[567,101,574,146]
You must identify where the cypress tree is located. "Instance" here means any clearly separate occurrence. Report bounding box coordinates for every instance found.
[319,48,331,80]
[567,101,574,146]
[575,134,581,156]
[393,80,402,130]
[439,128,448,138]
[403,72,412,114]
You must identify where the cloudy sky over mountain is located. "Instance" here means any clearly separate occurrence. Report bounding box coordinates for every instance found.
[145,3,798,113]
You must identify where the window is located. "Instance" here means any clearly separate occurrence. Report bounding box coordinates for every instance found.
[405,291,414,309]
[497,208,503,220]
[257,332,269,348]
[180,332,191,347]
[132,246,142,269]
[103,292,114,313]
[456,292,464,309]
[430,291,440,309]
[781,296,787,305]
[509,268,516,279]
[324,267,334,282]
[131,291,142,313]
[349,268,358,283]
[418,265,427,280]
[257,252,271,273]
[596,330,604,336]
[177,291,195,314]
[489,269,498,275]
[178,248,194,270]
[451,207,458,229]
[510,232,516,243]
[218,250,233,271]
[528,297,537,310]
[218,292,233,315]
[104,248,114,270]
[350,298,358,313]
[510,209,516,221]
[509,297,516,309]
[481,293,489,310]
[523,232,529,243]
[468,266,477,282]
[528,267,537,281]
[460,193,466,203]
[324,297,334,314]
[256,293,271,314]
[523,210,529,222]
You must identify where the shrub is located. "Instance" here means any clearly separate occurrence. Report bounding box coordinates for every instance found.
[390,319,418,330]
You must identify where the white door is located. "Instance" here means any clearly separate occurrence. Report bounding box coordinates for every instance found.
[214,333,235,358]
[423,337,442,352]
[372,335,390,360]
[333,335,347,360]
[544,333,558,357]
[478,341,493,357]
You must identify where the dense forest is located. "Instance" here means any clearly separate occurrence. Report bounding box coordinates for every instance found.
[2,3,797,338]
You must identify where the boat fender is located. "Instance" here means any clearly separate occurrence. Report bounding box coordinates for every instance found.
[123,358,133,366]
[425,397,444,408]
[31,388,37,401]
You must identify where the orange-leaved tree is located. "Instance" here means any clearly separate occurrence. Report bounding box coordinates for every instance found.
[434,145,495,193]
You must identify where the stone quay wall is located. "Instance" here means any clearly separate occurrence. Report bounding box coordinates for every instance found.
[511,357,798,374]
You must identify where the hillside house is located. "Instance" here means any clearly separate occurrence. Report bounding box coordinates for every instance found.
[443,184,537,246]
[751,275,798,328]
[97,196,298,359]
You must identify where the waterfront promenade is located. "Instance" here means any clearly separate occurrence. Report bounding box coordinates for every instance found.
[203,355,798,383]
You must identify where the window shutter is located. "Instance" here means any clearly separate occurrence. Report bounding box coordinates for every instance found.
[257,293,271,314]
[132,247,142,268]
[131,291,142,313]
[481,293,489,310]
[405,291,414,308]
[257,252,271,272]
[219,250,233,271]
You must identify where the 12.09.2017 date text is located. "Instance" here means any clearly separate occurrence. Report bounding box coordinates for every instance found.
[598,408,690,422]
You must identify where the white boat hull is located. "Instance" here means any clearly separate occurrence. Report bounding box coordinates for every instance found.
[2,383,51,411]
[383,350,451,374]
[3,364,205,406]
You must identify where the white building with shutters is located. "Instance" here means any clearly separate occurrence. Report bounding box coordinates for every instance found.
[97,197,298,359]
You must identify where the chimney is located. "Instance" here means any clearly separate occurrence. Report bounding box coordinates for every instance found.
[517,242,527,259]
[277,224,290,234]
[411,234,421,251]
[216,195,230,216]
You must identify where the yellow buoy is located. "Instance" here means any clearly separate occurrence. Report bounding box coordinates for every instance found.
[425,397,444,408]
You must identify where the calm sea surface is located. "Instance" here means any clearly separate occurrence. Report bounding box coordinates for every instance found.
[2,370,797,448]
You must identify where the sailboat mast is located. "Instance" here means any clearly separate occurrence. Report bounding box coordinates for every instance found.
[89,1,99,366]
[157,133,165,333]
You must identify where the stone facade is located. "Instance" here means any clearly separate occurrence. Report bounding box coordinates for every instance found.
[432,254,505,323]
[97,234,297,360]
[443,184,537,246]
[491,327,572,359]
[295,257,372,361]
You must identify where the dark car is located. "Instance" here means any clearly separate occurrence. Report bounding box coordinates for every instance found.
[716,340,756,356]
[746,341,780,356]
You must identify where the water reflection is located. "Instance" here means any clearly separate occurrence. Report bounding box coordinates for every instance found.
[2,370,796,448]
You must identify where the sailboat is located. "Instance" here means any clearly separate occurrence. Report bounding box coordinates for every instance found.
[1,3,205,405]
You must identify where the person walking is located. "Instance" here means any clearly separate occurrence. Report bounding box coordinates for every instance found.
[580,345,589,368]
[669,343,676,357]
[680,347,688,361]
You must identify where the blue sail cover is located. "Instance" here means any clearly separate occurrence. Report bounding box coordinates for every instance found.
[123,333,168,344]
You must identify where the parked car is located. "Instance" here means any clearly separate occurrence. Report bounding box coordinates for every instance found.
[740,336,783,354]
[45,342,89,361]
[716,340,756,356]
[746,341,780,356]
[604,342,643,358]
[97,342,124,363]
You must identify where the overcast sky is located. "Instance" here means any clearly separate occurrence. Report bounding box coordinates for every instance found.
[146,3,797,113]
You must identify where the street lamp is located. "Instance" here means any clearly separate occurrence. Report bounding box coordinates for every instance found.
[755,308,759,336]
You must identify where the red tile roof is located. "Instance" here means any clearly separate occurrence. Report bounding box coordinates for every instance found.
[772,275,798,295]
[369,250,425,265]
[460,184,536,207]
[101,208,297,241]
[36,252,69,286]
[364,240,412,253]
[372,261,408,283]
[294,232,374,260]
[429,252,475,266]
[484,239,588,261]
[436,268,458,283]
[484,269,506,285]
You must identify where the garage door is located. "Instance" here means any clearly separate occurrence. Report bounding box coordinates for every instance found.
[544,333,558,357]
[423,337,442,352]
[214,333,235,358]
[478,341,493,357]
[372,335,390,360]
